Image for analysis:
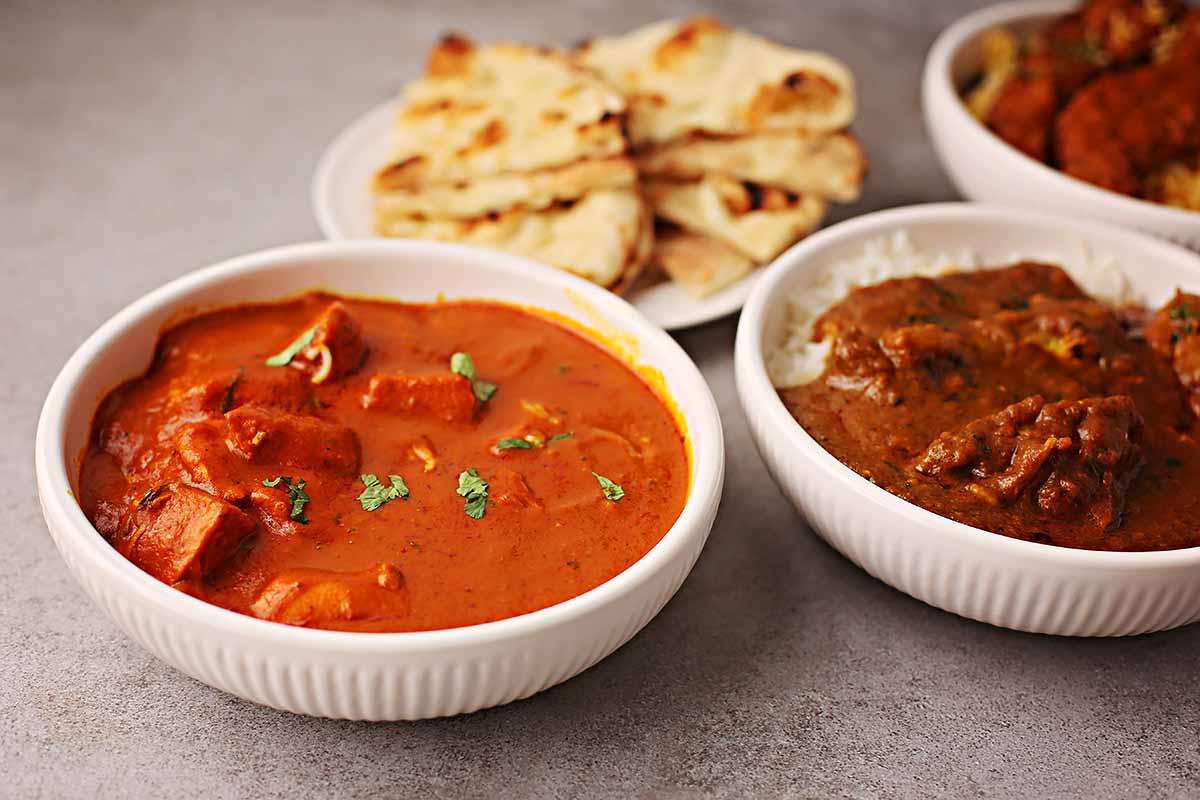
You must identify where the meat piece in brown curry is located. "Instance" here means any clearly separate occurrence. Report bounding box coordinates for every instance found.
[779,262,1200,551]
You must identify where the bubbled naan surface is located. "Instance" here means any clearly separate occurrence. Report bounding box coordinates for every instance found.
[650,226,755,299]
[635,130,865,202]
[378,35,628,187]
[377,188,650,293]
[576,17,855,147]
[643,175,827,263]
[374,156,637,220]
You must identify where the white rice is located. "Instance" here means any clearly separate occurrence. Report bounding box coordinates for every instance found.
[767,231,1134,389]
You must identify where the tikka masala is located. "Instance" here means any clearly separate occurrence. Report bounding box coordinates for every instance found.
[79,294,688,631]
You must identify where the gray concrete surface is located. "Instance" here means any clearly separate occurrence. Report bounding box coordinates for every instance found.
[4,1,1199,797]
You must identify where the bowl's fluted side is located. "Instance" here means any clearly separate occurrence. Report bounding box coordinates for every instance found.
[35,239,725,720]
[738,340,1200,638]
[43,489,717,719]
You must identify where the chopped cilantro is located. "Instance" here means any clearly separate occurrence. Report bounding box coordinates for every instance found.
[262,476,310,523]
[496,437,534,451]
[1167,457,1183,469]
[450,351,498,402]
[1168,305,1199,321]
[137,485,166,508]
[548,431,574,443]
[220,368,243,413]
[358,473,410,511]
[456,467,489,519]
[265,324,318,367]
[592,471,625,501]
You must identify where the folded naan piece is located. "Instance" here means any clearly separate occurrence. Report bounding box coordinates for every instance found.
[635,131,865,202]
[377,35,628,187]
[576,17,855,147]
[651,225,755,299]
[377,189,651,294]
[374,156,637,220]
[643,175,827,263]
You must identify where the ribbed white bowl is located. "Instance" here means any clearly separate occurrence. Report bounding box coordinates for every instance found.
[923,0,1200,250]
[735,203,1200,636]
[36,240,724,719]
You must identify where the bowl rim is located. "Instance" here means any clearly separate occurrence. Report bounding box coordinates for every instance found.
[735,201,1200,568]
[923,0,1200,226]
[35,239,724,654]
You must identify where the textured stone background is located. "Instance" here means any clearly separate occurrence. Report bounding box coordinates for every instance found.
[4,1,1199,797]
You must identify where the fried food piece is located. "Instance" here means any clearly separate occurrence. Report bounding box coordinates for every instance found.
[1055,10,1200,196]
[985,0,1186,161]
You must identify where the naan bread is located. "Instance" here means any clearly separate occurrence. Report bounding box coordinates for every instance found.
[377,189,650,293]
[643,175,826,262]
[377,35,628,187]
[374,156,637,219]
[651,226,755,298]
[576,17,855,146]
[635,131,865,202]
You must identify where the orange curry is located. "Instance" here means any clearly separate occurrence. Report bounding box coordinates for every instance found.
[79,293,689,632]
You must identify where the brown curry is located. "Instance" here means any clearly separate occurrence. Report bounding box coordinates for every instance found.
[780,262,1200,551]
[79,293,689,631]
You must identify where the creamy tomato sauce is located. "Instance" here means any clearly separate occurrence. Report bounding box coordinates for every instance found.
[79,293,689,632]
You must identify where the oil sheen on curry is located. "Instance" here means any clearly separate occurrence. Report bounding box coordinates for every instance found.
[781,262,1200,551]
[79,294,688,631]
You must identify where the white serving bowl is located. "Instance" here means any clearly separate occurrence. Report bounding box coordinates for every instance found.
[922,0,1200,250]
[735,203,1200,637]
[35,241,724,719]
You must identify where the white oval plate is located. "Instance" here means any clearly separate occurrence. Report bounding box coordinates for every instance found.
[311,100,761,331]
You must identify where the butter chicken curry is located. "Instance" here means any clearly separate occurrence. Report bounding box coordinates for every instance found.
[79,294,688,631]
[780,263,1200,551]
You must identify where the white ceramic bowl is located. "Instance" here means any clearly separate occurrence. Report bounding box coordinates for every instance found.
[36,241,724,719]
[735,203,1200,637]
[922,0,1200,250]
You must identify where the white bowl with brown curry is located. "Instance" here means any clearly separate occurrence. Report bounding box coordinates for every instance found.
[736,203,1200,636]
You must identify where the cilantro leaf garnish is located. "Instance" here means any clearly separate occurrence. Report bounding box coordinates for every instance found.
[262,475,310,523]
[1168,305,1199,321]
[496,437,534,451]
[450,351,498,402]
[220,368,244,413]
[137,484,166,508]
[265,324,318,367]
[592,471,625,501]
[358,473,410,511]
[548,432,573,443]
[456,467,489,519]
